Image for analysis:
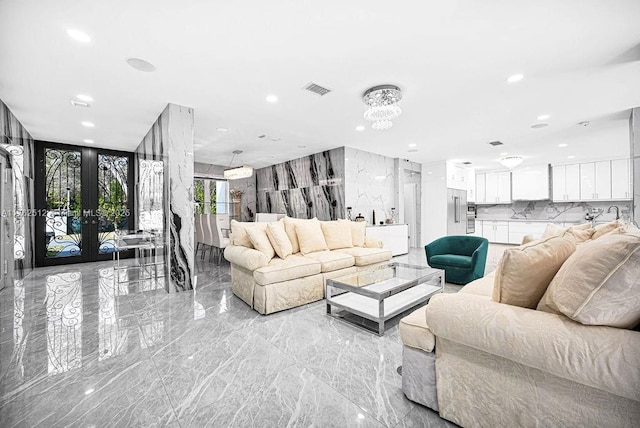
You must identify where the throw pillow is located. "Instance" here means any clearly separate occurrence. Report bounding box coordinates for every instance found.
[320,220,353,250]
[592,219,625,240]
[266,220,293,259]
[339,219,366,247]
[295,220,329,254]
[246,226,275,260]
[230,219,255,248]
[283,217,316,254]
[492,233,576,309]
[537,233,640,328]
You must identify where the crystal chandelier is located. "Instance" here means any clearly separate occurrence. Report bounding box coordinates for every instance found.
[363,85,402,130]
[224,150,254,180]
[499,156,524,170]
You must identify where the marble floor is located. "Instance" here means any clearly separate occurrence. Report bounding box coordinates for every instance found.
[0,245,508,428]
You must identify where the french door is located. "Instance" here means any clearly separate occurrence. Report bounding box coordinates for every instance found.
[34,142,134,266]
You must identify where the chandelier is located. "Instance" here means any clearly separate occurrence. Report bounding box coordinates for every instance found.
[363,85,402,130]
[499,156,524,170]
[224,150,253,180]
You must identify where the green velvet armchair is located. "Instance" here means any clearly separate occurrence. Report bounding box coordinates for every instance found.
[425,236,489,285]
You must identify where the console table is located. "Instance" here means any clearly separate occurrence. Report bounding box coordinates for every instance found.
[365,224,409,256]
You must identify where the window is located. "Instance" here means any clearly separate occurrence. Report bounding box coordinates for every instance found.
[193,178,228,214]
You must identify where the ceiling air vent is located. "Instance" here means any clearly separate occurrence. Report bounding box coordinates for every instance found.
[303,82,332,96]
[488,141,503,146]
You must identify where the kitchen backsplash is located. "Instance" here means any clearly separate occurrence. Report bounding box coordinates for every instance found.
[476,200,632,223]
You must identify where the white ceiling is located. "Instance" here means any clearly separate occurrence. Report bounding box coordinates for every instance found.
[1,0,639,171]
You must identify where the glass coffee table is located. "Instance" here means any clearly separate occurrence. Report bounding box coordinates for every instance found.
[326,263,444,336]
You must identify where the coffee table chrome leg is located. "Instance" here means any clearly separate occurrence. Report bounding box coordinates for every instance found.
[378,300,385,336]
[326,303,331,314]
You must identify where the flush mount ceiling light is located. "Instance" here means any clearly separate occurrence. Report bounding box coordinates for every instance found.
[363,85,402,130]
[81,121,94,127]
[355,125,365,132]
[506,73,524,83]
[216,127,228,132]
[558,143,568,148]
[83,139,94,144]
[70,99,90,107]
[223,150,253,180]
[499,156,524,170]
[126,57,156,72]
[76,94,93,102]
[67,28,91,43]
[265,94,278,103]
[537,114,550,120]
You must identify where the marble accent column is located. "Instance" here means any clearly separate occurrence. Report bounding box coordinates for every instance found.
[630,107,640,225]
[0,98,35,278]
[135,103,194,292]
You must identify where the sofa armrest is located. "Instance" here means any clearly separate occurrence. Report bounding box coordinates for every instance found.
[364,236,383,248]
[425,292,640,401]
[224,245,269,271]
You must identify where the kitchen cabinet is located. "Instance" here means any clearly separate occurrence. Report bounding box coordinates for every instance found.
[611,159,632,199]
[447,162,468,191]
[507,222,548,245]
[580,161,611,200]
[480,172,511,204]
[552,164,580,201]
[511,164,551,200]
[467,168,476,202]
[476,173,486,203]
[481,220,509,244]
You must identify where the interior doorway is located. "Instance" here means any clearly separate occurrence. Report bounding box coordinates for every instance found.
[34,141,134,266]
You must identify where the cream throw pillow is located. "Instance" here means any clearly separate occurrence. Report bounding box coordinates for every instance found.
[266,220,293,259]
[541,222,593,243]
[283,217,316,254]
[295,220,329,254]
[592,219,625,240]
[339,219,366,247]
[492,233,576,309]
[537,233,640,328]
[230,219,263,248]
[246,227,275,260]
[320,221,353,250]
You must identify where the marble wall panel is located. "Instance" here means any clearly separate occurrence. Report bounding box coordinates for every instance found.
[0,99,35,277]
[135,104,194,292]
[256,148,344,220]
[476,200,633,223]
[344,147,396,224]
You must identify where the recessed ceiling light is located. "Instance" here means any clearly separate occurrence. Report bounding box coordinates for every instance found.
[568,155,575,159]
[270,137,281,142]
[76,94,93,102]
[265,95,278,103]
[506,73,524,83]
[83,139,94,144]
[81,121,94,128]
[67,29,91,43]
[408,143,417,148]
[500,152,508,156]
[126,58,156,72]
[355,125,365,132]
[216,127,228,132]
[537,114,550,120]
[558,143,568,148]
[531,123,549,129]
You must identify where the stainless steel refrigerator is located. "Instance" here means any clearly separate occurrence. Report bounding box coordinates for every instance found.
[447,188,468,236]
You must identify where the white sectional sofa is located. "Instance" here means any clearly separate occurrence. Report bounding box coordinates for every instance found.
[400,220,640,427]
[224,217,393,314]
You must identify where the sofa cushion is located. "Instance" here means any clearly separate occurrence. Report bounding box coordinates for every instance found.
[246,226,275,260]
[592,219,625,240]
[303,250,354,272]
[283,217,316,254]
[339,219,366,247]
[320,221,353,250]
[224,245,270,271]
[266,220,293,259]
[230,220,268,248]
[295,220,329,255]
[400,306,435,352]
[333,247,392,266]
[537,233,640,328]
[253,254,321,286]
[459,271,495,297]
[430,254,472,269]
[492,233,576,309]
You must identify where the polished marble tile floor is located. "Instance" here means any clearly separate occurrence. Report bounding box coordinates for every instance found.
[0,246,508,427]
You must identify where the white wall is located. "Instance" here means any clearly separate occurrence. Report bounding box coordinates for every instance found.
[421,161,448,245]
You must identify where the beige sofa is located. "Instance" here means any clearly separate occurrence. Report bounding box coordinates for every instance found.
[400,220,640,427]
[224,217,392,314]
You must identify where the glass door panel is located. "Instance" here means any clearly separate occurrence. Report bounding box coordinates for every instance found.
[97,154,129,254]
[44,148,82,259]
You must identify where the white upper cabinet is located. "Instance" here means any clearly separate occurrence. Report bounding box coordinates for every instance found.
[554,160,629,202]
[467,168,476,202]
[477,171,511,204]
[511,164,550,200]
[446,162,468,191]
[611,159,632,199]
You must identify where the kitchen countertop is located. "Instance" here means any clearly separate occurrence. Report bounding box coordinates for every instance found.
[366,223,408,227]
[477,218,580,223]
